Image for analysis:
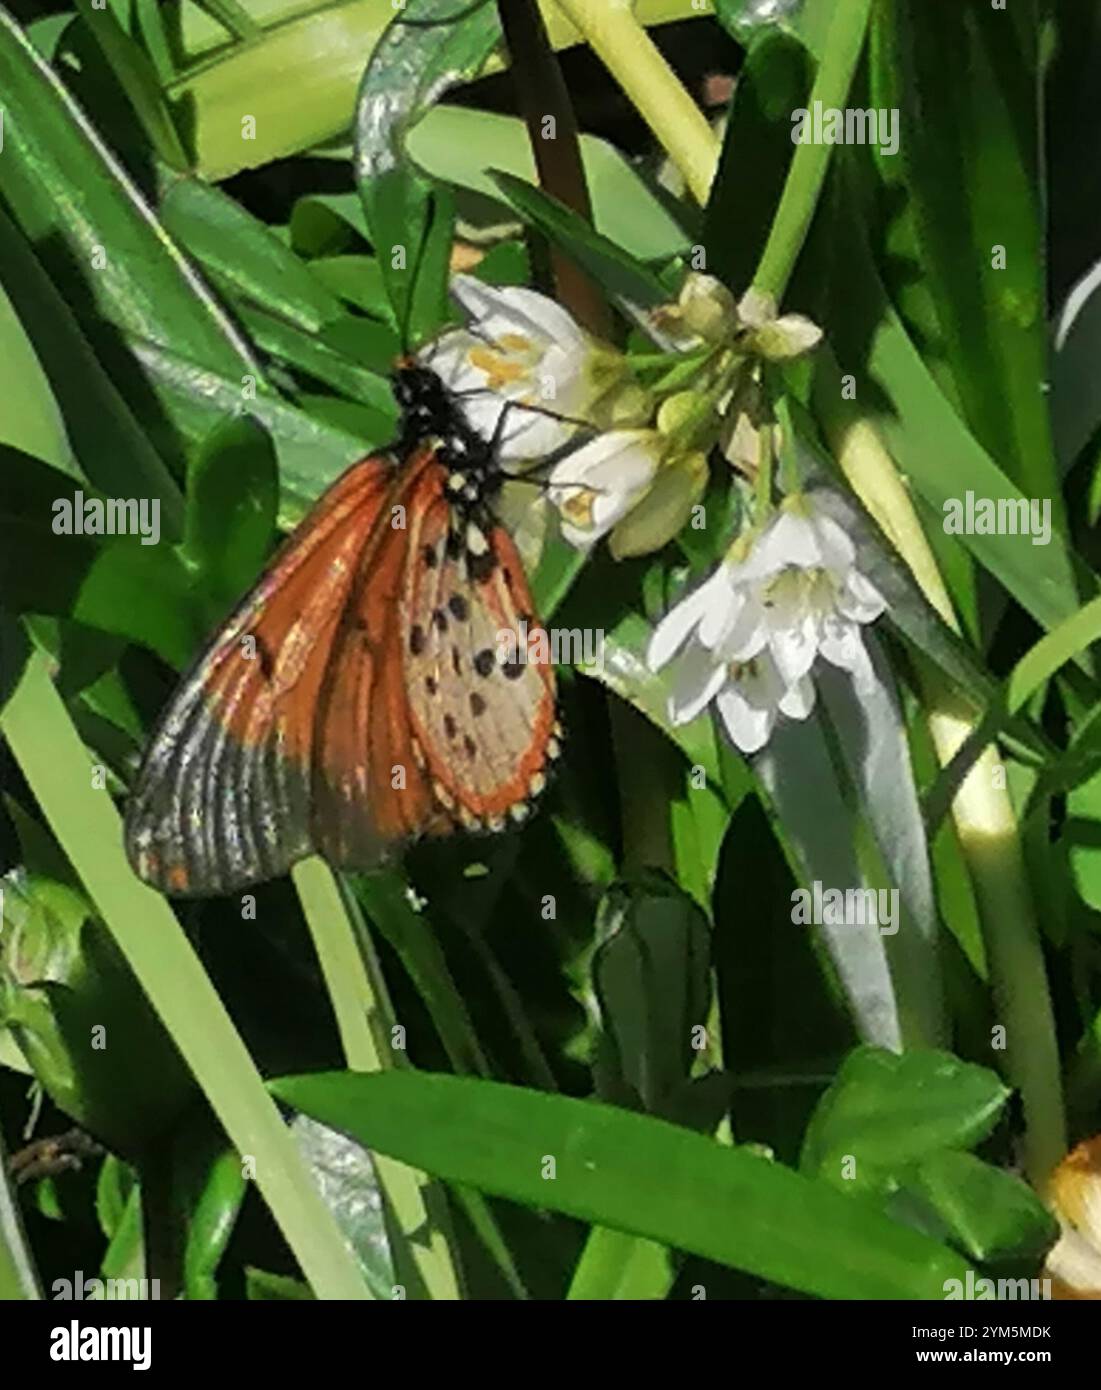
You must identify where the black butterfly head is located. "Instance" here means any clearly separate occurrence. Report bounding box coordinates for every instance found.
[392,358,499,481]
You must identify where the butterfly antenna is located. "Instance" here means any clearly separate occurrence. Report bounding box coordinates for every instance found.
[453,382,599,433]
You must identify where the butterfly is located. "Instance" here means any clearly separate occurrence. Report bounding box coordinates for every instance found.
[124,359,562,896]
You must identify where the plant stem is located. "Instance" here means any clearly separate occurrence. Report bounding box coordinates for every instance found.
[293,859,462,1299]
[753,0,875,301]
[498,0,611,335]
[0,1121,40,1299]
[815,355,1067,1185]
[567,1224,672,1299]
[548,0,719,204]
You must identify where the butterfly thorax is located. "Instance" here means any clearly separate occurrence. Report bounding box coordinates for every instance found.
[392,363,498,483]
[392,360,504,577]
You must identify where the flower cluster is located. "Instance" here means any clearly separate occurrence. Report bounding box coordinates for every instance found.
[648,498,885,752]
[422,270,883,753]
[424,274,711,555]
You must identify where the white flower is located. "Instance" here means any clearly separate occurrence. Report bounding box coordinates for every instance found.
[647,494,886,753]
[736,288,823,360]
[715,654,816,754]
[547,430,662,549]
[421,275,594,460]
[650,559,815,753]
[726,499,886,688]
[647,272,738,349]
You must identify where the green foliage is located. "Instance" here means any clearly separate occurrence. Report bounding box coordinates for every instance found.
[1,0,1099,1306]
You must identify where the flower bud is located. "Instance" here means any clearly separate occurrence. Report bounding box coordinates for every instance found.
[609,450,709,559]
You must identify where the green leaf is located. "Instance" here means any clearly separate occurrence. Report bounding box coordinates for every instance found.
[0,1120,41,1299]
[173,0,704,178]
[714,795,854,1163]
[580,614,726,790]
[566,1226,673,1301]
[1068,766,1101,913]
[0,272,73,474]
[245,1268,315,1300]
[490,171,669,318]
[75,542,200,669]
[905,1150,1057,1265]
[191,0,261,42]
[125,339,371,528]
[926,592,1101,831]
[0,8,259,383]
[1,652,373,1299]
[871,1,1057,503]
[233,303,397,423]
[95,1156,133,1242]
[308,255,394,320]
[800,1046,1010,1192]
[160,179,348,334]
[1,874,194,1156]
[803,476,1050,769]
[169,1,395,179]
[272,1069,971,1299]
[408,105,689,263]
[72,0,189,169]
[181,416,278,615]
[173,1130,246,1301]
[134,0,176,84]
[354,0,497,344]
[350,872,492,1079]
[0,448,199,667]
[819,195,1090,644]
[591,873,712,1117]
[703,31,813,293]
[0,203,183,528]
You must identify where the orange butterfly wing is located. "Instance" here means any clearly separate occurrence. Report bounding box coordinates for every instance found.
[125,457,392,894]
[126,446,560,895]
[399,471,558,832]
[312,447,558,865]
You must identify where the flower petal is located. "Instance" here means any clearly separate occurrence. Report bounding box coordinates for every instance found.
[668,642,728,724]
[740,509,821,579]
[768,609,819,685]
[648,575,725,671]
[716,683,775,754]
[450,274,585,349]
[778,674,817,721]
[837,568,887,624]
[549,431,660,546]
[819,617,875,690]
[810,509,857,575]
[716,593,768,662]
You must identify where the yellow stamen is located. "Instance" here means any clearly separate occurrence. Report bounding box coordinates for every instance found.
[560,488,597,529]
[467,345,528,391]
